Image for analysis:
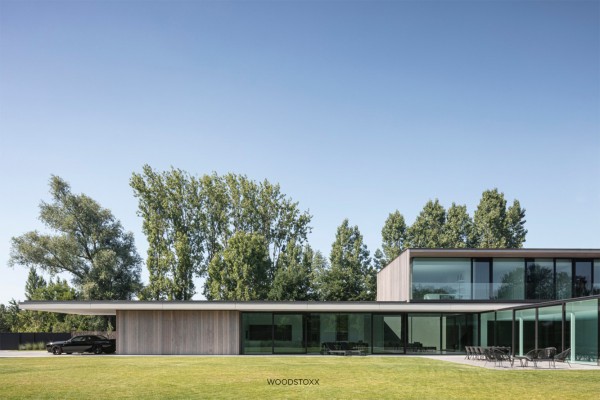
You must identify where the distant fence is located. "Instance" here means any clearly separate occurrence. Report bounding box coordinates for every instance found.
[0,332,71,350]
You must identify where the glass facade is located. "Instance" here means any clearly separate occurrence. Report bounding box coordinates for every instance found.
[594,260,600,295]
[412,258,471,300]
[493,259,525,300]
[574,261,593,297]
[515,308,535,356]
[413,257,596,301]
[407,314,440,353]
[373,315,403,354]
[240,297,598,364]
[538,305,563,350]
[473,259,490,300]
[566,299,599,363]
[526,259,554,300]
[556,260,572,299]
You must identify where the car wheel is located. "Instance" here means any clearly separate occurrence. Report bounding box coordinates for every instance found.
[52,347,62,355]
[93,346,103,355]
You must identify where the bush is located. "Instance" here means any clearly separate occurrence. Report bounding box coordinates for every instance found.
[18,341,46,351]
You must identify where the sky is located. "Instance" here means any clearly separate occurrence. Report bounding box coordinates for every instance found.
[0,0,598,305]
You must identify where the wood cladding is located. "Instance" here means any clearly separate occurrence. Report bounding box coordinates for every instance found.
[117,310,240,355]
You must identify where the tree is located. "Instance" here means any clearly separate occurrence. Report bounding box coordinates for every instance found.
[320,219,373,301]
[269,242,317,301]
[506,200,527,248]
[9,176,142,300]
[442,203,474,248]
[406,199,446,248]
[131,165,312,300]
[205,232,271,300]
[381,211,407,264]
[473,188,526,248]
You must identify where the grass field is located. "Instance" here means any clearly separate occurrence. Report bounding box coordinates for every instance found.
[1,356,599,399]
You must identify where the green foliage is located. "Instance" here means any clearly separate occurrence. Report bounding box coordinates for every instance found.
[442,203,475,248]
[407,199,447,248]
[9,176,142,300]
[320,219,374,301]
[381,211,407,264]
[131,165,312,300]
[380,189,527,267]
[269,243,318,301]
[18,342,46,351]
[206,232,271,300]
[1,275,109,333]
[473,188,527,248]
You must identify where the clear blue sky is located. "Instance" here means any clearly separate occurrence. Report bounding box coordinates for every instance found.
[1,1,598,305]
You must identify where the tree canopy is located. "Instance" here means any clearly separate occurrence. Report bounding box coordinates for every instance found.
[131,165,312,300]
[319,219,374,301]
[9,176,142,300]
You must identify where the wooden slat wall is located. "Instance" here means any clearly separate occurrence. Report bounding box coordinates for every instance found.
[117,310,240,355]
[377,250,411,301]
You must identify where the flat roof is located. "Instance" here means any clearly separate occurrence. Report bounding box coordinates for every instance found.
[402,248,600,258]
[19,301,525,315]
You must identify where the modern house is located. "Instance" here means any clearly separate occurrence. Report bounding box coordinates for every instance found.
[21,248,600,364]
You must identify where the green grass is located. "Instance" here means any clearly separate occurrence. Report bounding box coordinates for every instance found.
[1,356,599,399]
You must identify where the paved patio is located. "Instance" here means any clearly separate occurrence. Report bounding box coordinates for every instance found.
[422,354,600,370]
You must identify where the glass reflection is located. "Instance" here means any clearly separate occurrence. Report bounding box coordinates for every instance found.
[493,259,525,300]
[412,258,472,300]
[526,259,554,300]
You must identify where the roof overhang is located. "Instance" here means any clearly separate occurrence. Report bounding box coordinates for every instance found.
[401,248,600,259]
[19,301,525,315]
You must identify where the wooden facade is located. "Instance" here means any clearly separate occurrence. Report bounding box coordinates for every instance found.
[117,310,240,355]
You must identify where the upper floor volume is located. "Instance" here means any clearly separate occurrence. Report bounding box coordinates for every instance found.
[377,248,600,303]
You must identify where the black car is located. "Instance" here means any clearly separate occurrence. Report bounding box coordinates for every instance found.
[46,335,116,355]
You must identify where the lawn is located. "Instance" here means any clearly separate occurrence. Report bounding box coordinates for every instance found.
[1,356,599,399]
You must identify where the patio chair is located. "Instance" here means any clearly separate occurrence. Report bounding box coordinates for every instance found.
[492,348,513,368]
[474,346,484,360]
[514,349,539,368]
[483,348,496,366]
[554,348,571,367]
[465,346,473,360]
[538,347,557,368]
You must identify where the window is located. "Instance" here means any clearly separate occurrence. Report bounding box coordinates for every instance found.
[412,258,472,300]
[493,259,525,300]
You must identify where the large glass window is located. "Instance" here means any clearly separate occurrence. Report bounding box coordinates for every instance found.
[526,259,554,300]
[566,299,599,364]
[556,260,572,299]
[538,305,563,351]
[313,313,371,355]
[594,260,600,295]
[480,312,495,347]
[493,259,525,300]
[373,315,403,354]
[515,308,535,356]
[442,314,477,354]
[407,314,440,354]
[242,313,272,354]
[273,314,304,354]
[494,310,513,348]
[574,261,592,297]
[473,259,490,300]
[412,258,472,300]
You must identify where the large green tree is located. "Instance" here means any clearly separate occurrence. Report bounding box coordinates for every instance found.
[442,203,474,248]
[131,165,312,300]
[9,176,142,300]
[406,199,446,248]
[205,232,270,300]
[381,211,407,265]
[473,188,527,248]
[320,219,374,301]
[269,242,317,301]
